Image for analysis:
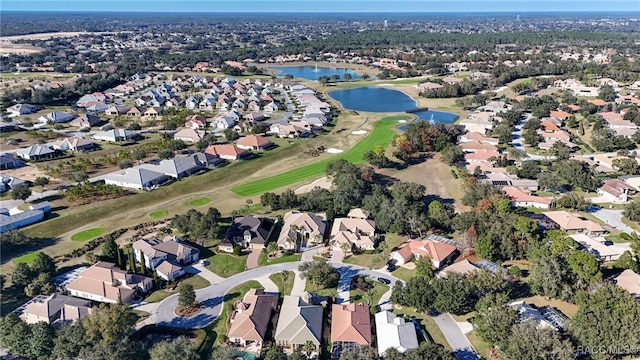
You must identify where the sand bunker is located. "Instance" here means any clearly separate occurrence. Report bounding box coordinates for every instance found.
[398,120,408,123]
[327,148,344,153]
[294,176,333,194]
[351,130,367,135]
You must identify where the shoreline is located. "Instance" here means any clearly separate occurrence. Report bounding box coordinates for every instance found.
[258,61,379,76]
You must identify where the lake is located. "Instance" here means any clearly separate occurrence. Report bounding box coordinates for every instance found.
[328,86,458,126]
[269,65,361,81]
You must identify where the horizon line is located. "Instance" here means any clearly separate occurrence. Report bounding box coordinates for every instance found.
[3,10,640,14]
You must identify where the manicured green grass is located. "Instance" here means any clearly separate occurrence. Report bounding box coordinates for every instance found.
[232,116,409,196]
[190,197,212,206]
[70,227,105,241]
[349,281,389,313]
[212,280,264,345]
[467,331,492,359]
[258,252,302,266]
[206,253,247,278]
[145,275,211,303]
[391,267,416,282]
[343,252,386,269]
[12,251,40,264]
[149,209,168,218]
[269,270,295,295]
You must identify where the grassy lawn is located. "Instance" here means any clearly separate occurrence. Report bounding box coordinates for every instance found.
[304,276,338,297]
[211,280,264,346]
[148,209,168,218]
[189,197,212,206]
[206,252,247,278]
[605,232,631,244]
[12,251,40,264]
[269,270,295,295]
[467,331,492,359]
[392,305,452,352]
[520,295,579,319]
[349,281,389,313]
[70,227,105,241]
[343,252,386,269]
[258,252,302,266]
[231,116,409,196]
[391,267,415,282]
[144,275,211,303]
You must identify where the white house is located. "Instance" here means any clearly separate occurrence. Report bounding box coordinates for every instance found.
[131,236,199,281]
[374,311,419,356]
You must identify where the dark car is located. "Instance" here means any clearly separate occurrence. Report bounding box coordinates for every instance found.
[378,277,391,284]
[603,240,614,246]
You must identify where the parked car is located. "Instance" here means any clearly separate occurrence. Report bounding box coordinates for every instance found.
[378,277,391,284]
[603,240,614,246]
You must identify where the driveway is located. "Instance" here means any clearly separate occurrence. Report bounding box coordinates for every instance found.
[150,262,402,329]
[589,208,635,234]
[255,274,279,294]
[289,270,307,297]
[185,263,225,285]
[431,313,480,360]
[246,249,261,270]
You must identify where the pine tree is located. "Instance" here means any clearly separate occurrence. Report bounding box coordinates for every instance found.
[116,248,124,269]
[127,248,136,273]
[140,251,148,275]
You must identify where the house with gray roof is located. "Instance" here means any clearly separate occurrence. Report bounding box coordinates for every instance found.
[132,236,199,281]
[93,129,140,142]
[220,215,276,252]
[38,111,75,124]
[274,295,323,354]
[71,114,102,128]
[0,154,23,170]
[101,167,172,190]
[140,157,203,179]
[0,206,49,233]
[15,144,58,161]
[7,103,37,116]
[189,152,224,168]
[374,311,419,356]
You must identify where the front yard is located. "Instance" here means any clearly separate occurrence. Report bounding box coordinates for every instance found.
[145,274,210,303]
[269,270,295,295]
[258,252,301,266]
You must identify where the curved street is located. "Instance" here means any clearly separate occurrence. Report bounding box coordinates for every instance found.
[141,261,401,329]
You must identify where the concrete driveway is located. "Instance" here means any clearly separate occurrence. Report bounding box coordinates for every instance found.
[431,313,480,360]
[246,249,261,270]
[589,208,635,234]
[149,262,402,329]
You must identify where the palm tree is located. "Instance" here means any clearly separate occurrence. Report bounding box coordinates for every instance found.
[302,340,316,359]
[266,241,279,257]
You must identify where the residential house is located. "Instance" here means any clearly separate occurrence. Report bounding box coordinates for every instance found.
[277,211,327,251]
[7,103,37,116]
[542,211,606,236]
[21,294,92,326]
[184,115,208,129]
[459,132,499,145]
[510,301,564,330]
[140,157,203,179]
[220,216,276,252]
[126,106,144,117]
[0,154,23,170]
[236,135,274,152]
[374,311,419,356]
[416,82,443,91]
[70,114,101,128]
[190,152,225,168]
[389,238,458,269]
[442,76,463,85]
[93,129,140,142]
[199,97,217,111]
[51,137,94,152]
[459,140,498,153]
[330,303,372,360]
[330,210,376,251]
[205,144,250,160]
[597,178,636,203]
[270,123,313,138]
[0,205,49,233]
[65,262,152,304]
[213,117,236,130]
[142,107,163,119]
[174,128,206,143]
[227,289,279,348]
[38,111,75,124]
[459,113,497,133]
[481,172,539,191]
[438,259,482,277]
[502,186,553,209]
[610,269,640,301]
[101,167,172,191]
[132,236,199,281]
[274,296,323,353]
[105,105,131,116]
[15,144,57,161]
[482,100,512,114]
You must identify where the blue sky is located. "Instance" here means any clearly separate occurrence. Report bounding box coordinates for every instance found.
[2,0,639,13]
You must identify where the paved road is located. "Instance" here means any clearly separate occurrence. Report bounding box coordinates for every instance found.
[589,208,635,234]
[148,262,402,329]
[431,313,480,360]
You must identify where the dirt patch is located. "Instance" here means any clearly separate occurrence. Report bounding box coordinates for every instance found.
[175,305,200,317]
[294,176,333,194]
[2,164,60,183]
[377,153,469,212]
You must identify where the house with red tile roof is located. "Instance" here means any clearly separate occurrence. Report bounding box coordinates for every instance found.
[589,99,608,107]
[389,238,458,269]
[236,135,274,152]
[205,144,250,160]
[65,262,152,304]
[459,132,499,145]
[549,110,572,121]
[331,303,372,359]
[459,140,498,153]
[502,186,553,209]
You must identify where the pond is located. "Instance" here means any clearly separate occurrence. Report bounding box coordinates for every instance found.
[328,86,458,126]
[269,65,361,81]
